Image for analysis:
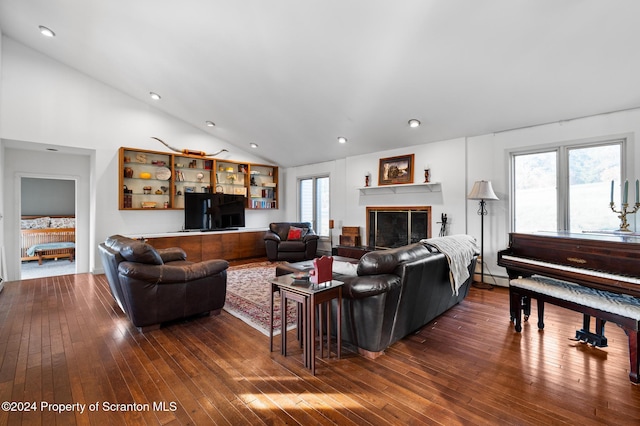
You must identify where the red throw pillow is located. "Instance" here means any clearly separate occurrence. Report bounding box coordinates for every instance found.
[287,226,303,240]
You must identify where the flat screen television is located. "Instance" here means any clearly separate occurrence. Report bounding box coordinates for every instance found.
[184,193,246,231]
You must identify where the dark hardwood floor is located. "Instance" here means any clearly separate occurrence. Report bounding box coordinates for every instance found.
[0,271,638,425]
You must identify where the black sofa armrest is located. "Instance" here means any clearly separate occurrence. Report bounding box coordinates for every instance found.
[118,259,229,284]
[342,274,401,299]
[264,231,281,242]
[156,247,187,263]
[302,234,319,242]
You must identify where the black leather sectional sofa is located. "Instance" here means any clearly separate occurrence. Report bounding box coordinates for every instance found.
[333,242,477,357]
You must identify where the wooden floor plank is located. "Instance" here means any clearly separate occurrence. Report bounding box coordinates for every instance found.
[0,272,637,425]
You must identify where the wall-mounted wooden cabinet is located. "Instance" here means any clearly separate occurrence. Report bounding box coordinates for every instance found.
[119,147,278,210]
[215,160,249,198]
[121,148,173,210]
[173,157,214,209]
[248,163,278,209]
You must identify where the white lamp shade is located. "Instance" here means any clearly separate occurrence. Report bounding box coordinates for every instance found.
[467,180,499,200]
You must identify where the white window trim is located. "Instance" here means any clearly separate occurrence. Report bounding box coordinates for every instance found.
[298,174,330,237]
[509,136,628,233]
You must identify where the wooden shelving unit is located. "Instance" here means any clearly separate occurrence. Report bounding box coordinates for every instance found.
[119,147,278,210]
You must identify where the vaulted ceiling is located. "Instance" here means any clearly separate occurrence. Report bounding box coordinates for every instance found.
[2,1,640,167]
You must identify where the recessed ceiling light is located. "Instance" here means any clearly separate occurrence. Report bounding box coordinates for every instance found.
[249,143,258,149]
[149,92,161,100]
[337,137,347,144]
[205,121,216,127]
[39,25,55,37]
[408,119,421,128]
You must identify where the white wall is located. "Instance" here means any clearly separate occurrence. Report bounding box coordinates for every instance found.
[287,113,640,287]
[3,148,91,280]
[0,30,5,286]
[285,138,470,250]
[0,37,284,279]
[467,110,640,284]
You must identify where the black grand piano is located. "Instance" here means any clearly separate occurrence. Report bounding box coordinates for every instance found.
[498,231,640,383]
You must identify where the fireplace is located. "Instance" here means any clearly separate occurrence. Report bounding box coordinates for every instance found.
[366,206,432,249]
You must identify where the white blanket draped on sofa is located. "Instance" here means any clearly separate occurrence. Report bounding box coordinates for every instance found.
[421,235,479,295]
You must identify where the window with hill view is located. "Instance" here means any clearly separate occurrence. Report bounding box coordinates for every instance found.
[512,141,623,233]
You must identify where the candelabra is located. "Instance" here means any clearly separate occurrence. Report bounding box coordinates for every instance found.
[610,201,640,232]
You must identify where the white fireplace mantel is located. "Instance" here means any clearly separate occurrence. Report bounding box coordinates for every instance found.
[358,182,441,196]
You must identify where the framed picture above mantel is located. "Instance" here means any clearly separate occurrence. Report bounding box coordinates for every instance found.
[378,154,414,186]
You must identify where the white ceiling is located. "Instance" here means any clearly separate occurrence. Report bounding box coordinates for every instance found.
[2,0,640,167]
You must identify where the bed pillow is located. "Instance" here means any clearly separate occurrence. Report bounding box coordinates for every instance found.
[20,219,35,229]
[21,217,51,229]
[49,217,75,228]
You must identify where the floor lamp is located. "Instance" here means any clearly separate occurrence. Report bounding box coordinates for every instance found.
[467,180,499,289]
[329,219,334,255]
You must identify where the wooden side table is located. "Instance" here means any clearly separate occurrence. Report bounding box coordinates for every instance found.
[270,275,343,375]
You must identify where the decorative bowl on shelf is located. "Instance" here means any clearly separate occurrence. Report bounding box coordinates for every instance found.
[141,201,157,208]
[156,167,171,180]
[139,172,152,179]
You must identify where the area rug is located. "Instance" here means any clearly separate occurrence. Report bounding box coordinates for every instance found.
[224,261,297,336]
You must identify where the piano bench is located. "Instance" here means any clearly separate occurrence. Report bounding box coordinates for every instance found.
[509,276,640,384]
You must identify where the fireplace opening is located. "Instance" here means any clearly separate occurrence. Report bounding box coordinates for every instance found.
[366,206,432,249]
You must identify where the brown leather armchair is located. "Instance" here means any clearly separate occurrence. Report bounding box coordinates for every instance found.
[264,222,319,261]
[99,235,228,331]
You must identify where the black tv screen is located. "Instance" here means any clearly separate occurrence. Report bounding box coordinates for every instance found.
[184,193,246,230]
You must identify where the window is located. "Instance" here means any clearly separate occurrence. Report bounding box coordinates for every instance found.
[511,140,623,232]
[299,176,330,236]
[513,151,558,232]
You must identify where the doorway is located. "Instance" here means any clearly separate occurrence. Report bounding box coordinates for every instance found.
[20,177,77,279]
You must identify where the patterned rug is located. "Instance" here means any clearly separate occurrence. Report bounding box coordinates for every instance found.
[224,261,297,336]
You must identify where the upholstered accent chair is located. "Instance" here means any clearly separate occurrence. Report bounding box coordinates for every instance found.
[263,222,319,261]
[99,235,228,331]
